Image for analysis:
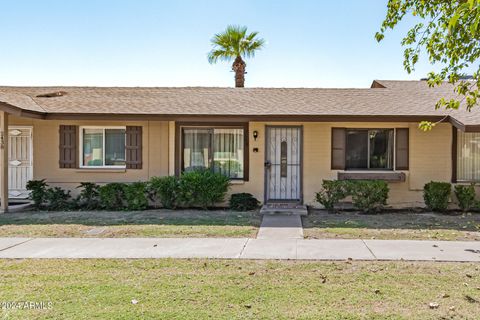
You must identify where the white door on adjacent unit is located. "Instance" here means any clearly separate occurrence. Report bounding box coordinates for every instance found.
[8,126,33,199]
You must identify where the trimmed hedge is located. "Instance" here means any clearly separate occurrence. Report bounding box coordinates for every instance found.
[423,181,451,212]
[454,184,476,212]
[147,176,180,209]
[315,180,349,212]
[349,180,389,213]
[229,193,260,211]
[26,170,230,211]
[124,182,149,211]
[26,179,48,210]
[178,169,230,209]
[76,182,100,210]
[315,179,389,213]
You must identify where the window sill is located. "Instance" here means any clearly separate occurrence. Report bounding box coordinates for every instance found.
[75,168,126,173]
[230,180,245,185]
[455,180,480,184]
[338,171,406,182]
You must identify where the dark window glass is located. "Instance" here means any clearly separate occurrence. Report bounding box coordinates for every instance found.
[369,130,394,169]
[346,130,368,169]
[345,129,394,170]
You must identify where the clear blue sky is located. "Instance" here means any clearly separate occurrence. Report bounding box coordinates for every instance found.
[0,0,473,88]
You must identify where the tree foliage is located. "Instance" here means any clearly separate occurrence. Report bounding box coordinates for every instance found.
[208,25,265,64]
[376,0,480,130]
[208,25,265,87]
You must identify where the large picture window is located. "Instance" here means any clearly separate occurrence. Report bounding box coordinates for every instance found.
[182,127,245,179]
[345,129,394,170]
[81,127,126,168]
[457,131,480,181]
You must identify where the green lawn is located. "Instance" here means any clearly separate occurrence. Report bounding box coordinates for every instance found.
[0,259,479,319]
[0,210,260,238]
[303,210,480,241]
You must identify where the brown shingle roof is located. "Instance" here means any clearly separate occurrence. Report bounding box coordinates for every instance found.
[0,80,477,130]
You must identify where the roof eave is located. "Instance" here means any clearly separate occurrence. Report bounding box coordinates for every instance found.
[0,102,46,119]
[2,102,478,131]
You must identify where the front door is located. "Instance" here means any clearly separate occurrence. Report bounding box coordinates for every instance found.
[265,126,302,203]
[8,126,33,199]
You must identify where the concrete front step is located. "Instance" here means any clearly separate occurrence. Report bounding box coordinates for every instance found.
[0,201,33,213]
[260,203,308,216]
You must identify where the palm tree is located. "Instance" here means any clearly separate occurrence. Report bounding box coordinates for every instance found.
[208,25,265,88]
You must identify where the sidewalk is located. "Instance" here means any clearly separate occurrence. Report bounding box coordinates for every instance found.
[256,215,303,239]
[0,237,479,261]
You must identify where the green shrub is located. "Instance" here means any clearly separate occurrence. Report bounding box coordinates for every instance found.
[229,193,260,211]
[45,187,74,211]
[454,183,476,212]
[315,180,349,211]
[315,179,390,213]
[76,182,100,210]
[148,176,180,209]
[423,181,452,212]
[99,183,126,210]
[26,179,48,209]
[124,182,148,211]
[178,169,230,209]
[349,180,389,214]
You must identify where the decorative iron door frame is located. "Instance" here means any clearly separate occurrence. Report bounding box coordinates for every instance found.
[264,125,303,203]
[8,126,33,199]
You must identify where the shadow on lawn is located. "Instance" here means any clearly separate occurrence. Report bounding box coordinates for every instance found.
[303,209,480,232]
[0,209,262,227]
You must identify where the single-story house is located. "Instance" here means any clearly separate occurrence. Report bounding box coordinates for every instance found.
[0,79,478,211]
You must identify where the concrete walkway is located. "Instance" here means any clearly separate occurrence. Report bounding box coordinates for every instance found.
[257,215,303,239]
[0,237,479,261]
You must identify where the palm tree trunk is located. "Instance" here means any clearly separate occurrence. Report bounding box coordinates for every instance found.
[232,56,246,88]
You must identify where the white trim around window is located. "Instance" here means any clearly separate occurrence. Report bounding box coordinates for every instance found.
[79,126,127,169]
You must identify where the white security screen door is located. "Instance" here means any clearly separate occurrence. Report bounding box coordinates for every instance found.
[8,126,33,199]
[265,126,302,202]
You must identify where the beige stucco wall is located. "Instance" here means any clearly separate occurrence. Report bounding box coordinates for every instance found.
[9,116,169,194]
[9,117,453,207]
[231,122,453,208]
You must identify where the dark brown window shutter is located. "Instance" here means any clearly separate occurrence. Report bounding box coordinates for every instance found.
[395,128,409,170]
[59,125,78,168]
[331,128,346,170]
[126,126,142,169]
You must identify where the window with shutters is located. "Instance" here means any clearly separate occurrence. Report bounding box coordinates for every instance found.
[346,129,394,170]
[79,126,126,168]
[332,128,408,171]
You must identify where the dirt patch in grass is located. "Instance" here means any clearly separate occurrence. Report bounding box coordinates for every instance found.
[303,210,480,241]
[1,259,479,319]
[0,209,261,238]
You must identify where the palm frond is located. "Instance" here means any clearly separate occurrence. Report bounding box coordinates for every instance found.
[208,49,234,64]
[208,25,265,63]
